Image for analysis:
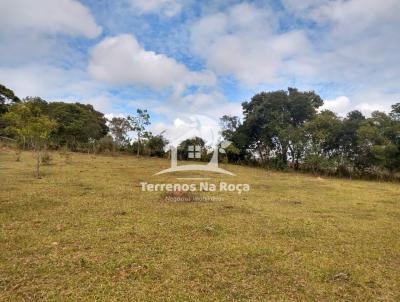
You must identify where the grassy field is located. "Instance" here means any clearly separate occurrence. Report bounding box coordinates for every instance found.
[0,149,399,301]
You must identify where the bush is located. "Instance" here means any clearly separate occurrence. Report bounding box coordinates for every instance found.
[95,135,115,154]
[14,149,21,162]
[41,152,52,165]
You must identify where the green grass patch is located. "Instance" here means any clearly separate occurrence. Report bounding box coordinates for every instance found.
[0,150,399,301]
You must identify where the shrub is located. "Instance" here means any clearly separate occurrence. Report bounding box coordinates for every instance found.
[41,152,52,165]
[95,135,115,154]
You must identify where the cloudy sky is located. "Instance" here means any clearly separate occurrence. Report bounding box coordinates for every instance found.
[1,0,399,139]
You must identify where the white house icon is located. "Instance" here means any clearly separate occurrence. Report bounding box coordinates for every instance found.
[154,115,235,176]
[154,143,235,176]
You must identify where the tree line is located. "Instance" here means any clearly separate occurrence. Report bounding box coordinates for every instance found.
[1,84,399,180]
[0,84,168,177]
[219,88,400,180]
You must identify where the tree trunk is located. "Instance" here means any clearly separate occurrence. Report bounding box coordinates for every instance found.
[257,143,264,163]
[281,144,288,165]
[35,148,40,178]
[137,135,140,157]
[294,149,300,170]
[288,145,295,167]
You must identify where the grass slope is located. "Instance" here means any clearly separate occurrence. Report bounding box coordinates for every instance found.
[0,150,399,301]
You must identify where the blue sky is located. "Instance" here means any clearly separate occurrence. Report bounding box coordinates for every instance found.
[1,0,399,140]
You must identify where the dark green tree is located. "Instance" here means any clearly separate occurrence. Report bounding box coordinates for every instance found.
[45,101,108,149]
[145,132,169,157]
[0,84,21,136]
[242,88,323,168]
[302,110,343,173]
[389,103,400,121]
[0,84,20,115]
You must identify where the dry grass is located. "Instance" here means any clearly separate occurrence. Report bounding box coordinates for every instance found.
[0,149,399,301]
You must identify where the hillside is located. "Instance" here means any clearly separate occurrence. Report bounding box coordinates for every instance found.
[1,150,399,301]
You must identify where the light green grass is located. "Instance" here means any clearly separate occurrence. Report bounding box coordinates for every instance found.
[0,149,399,301]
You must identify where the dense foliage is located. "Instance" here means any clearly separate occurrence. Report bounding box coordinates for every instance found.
[221,88,400,180]
[0,84,21,114]
[1,84,399,180]
[0,84,168,159]
[2,96,109,151]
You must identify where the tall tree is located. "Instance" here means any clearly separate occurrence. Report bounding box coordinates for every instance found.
[220,115,241,141]
[339,110,366,171]
[45,101,108,149]
[109,117,132,148]
[366,111,400,174]
[242,88,323,167]
[303,110,343,173]
[0,84,21,136]
[390,103,400,121]
[0,84,20,115]
[128,109,150,157]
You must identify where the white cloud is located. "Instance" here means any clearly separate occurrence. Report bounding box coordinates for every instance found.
[355,103,386,116]
[0,64,109,100]
[151,115,221,147]
[176,91,226,111]
[0,0,101,68]
[283,0,400,31]
[186,93,241,117]
[280,0,400,112]
[0,64,125,114]
[351,90,400,116]
[282,0,400,81]
[281,0,329,18]
[124,88,242,146]
[191,3,311,86]
[85,95,113,112]
[148,89,241,147]
[104,113,124,120]
[129,0,182,17]
[0,0,101,38]
[0,65,72,98]
[188,0,400,101]
[88,34,216,91]
[320,96,351,116]
[308,0,399,36]
[1,0,399,124]
[145,89,241,119]
[319,92,399,117]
